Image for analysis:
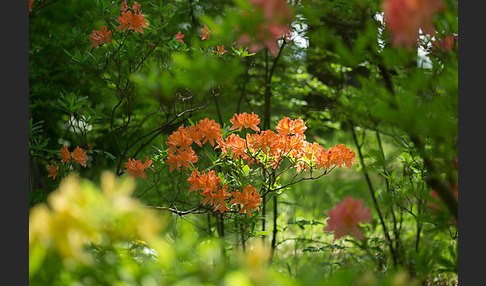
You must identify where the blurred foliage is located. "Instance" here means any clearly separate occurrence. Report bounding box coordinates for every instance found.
[30,0,457,284]
[31,173,428,286]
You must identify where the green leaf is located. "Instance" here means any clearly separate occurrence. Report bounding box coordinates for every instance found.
[242,165,250,176]
[254,231,269,236]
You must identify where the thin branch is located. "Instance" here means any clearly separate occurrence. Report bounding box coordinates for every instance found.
[146,205,206,216]
[349,122,398,268]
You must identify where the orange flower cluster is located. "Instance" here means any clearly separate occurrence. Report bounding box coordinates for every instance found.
[165,119,221,172]
[60,145,88,167]
[218,115,357,172]
[187,168,261,216]
[166,113,355,217]
[187,168,227,211]
[229,185,262,218]
[46,145,88,180]
[216,133,249,161]
[123,156,154,179]
[166,148,198,172]
[229,112,261,132]
[89,1,148,48]
[116,1,148,34]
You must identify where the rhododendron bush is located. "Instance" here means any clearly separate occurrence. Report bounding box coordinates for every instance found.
[30,0,458,285]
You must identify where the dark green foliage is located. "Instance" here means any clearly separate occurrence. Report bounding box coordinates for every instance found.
[29,0,458,284]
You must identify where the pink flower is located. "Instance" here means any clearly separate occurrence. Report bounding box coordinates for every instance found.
[236,0,293,56]
[383,0,444,48]
[323,197,371,242]
[175,31,185,43]
[250,0,293,21]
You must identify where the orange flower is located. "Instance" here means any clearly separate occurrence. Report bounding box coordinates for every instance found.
[120,0,130,12]
[214,45,227,56]
[275,117,292,135]
[178,148,199,171]
[313,146,332,170]
[46,163,59,180]
[29,0,33,12]
[166,126,193,153]
[292,118,307,135]
[188,169,222,205]
[213,184,232,213]
[132,1,141,13]
[230,185,262,217]
[229,112,261,132]
[175,31,185,43]
[328,144,356,170]
[89,26,113,48]
[187,125,204,147]
[165,147,198,172]
[124,156,154,179]
[275,117,307,136]
[279,133,305,156]
[323,197,371,242]
[129,11,148,34]
[165,153,179,173]
[327,146,343,168]
[198,170,221,205]
[383,0,444,48]
[248,129,279,153]
[214,203,231,214]
[219,134,247,160]
[296,141,323,172]
[196,118,221,147]
[338,144,357,170]
[60,145,71,163]
[72,147,88,167]
[214,183,231,205]
[229,113,246,132]
[187,168,203,194]
[244,112,261,132]
[117,11,132,32]
[200,24,211,40]
[200,188,216,206]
